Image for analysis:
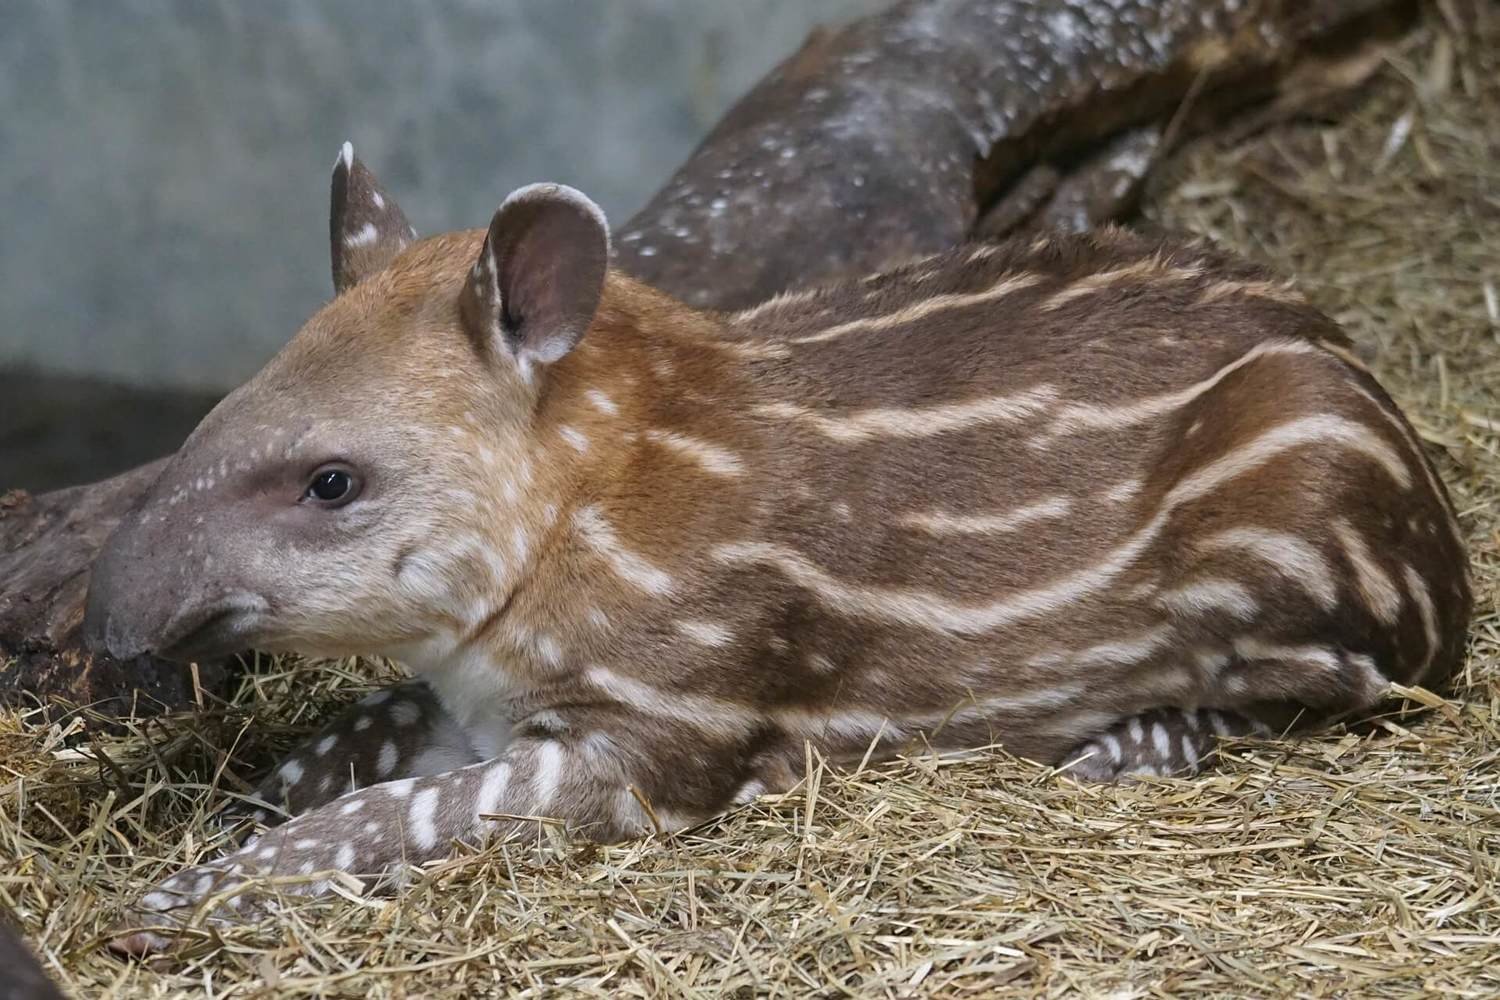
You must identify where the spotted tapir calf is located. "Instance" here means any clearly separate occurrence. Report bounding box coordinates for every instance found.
[83,143,1470,952]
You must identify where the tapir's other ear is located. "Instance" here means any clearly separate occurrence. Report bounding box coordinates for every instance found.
[459,183,610,369]
[329,141,417,294]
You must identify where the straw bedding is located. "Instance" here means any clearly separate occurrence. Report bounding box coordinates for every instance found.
[2,9,1496,997]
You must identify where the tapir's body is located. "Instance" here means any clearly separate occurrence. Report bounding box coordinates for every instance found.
[83,149,1469,951]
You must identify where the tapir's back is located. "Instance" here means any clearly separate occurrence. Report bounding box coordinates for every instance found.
[710,228,1469,764]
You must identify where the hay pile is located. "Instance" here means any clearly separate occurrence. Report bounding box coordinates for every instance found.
[3,10,1496,998]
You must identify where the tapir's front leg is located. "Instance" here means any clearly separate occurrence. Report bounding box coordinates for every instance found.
[111,704,741,955]
[229,680,485,829]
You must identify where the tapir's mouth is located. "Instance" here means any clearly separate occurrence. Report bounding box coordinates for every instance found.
[153,594,268,662]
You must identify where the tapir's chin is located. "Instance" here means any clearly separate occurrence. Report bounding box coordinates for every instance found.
[152,593,270,662]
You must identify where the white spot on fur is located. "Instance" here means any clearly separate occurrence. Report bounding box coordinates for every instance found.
[1039,259,1202,313]
[732,779,766,805]
[675,620,734,647]
[901,497,1072,535]
[1180,735,1199,768]
[758,386,1057,444]
[1035,341,1341,447]
[316,735,338,756]
[377,741,399,777]
[347,222,380,247]
[475,762,512,823]
[534,633,563,666]
[573,505,675,595]
[586,666,757,735]
[1031,625,1175,671]
[390,701,421,727]
[559,425,590,453]
[644,430,746,476]
[1233,637,1341,674]
[1158,579,1259,621]
[532,742,564,808]
[729,286,825,324]
[792,272,1045,345]
[586,389,619,416]
[1151,723,1170,759]
[1199,528,1339,611]
[409,788,440,850]
[279,760,305,786]
[780,708,903,744]
[1332,518,1403,624]
[806,653,836,674]
[1402,565,1440,681]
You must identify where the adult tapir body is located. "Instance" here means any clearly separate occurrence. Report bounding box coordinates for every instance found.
[84,144,1470,952]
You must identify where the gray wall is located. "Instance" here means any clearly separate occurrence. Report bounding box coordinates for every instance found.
[0,0,879,392]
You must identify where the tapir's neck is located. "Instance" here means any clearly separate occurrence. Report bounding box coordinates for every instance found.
[399,275,777,707]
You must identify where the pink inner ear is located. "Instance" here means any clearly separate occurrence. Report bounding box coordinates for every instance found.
[469,185,610,364]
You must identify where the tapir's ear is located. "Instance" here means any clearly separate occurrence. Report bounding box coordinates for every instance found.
[459,183,610,369]
[329,141,417,294]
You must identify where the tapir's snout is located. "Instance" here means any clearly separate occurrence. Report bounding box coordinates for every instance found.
[82,498,269,663]
[81,587,140,659]
[83,512,171,659]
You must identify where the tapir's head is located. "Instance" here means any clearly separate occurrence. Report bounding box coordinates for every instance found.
[83,144,612,662]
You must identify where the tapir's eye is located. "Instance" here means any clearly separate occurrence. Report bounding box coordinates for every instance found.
[303,467,361,507]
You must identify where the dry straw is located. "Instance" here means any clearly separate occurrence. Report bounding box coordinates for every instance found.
[3,9,1497,997]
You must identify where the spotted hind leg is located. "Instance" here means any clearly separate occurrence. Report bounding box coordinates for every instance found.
[231,680,484,828]
[1062,707,1271,781]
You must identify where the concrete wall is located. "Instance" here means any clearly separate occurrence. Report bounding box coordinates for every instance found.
[0,0,879,392]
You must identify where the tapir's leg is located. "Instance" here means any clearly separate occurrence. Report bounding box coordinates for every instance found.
[232,680,485,827]
[1061,707,1272,781]
[111,703,734,955]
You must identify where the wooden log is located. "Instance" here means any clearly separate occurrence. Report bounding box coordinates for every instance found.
[620,0,1412,307]
[0,0,1413,716]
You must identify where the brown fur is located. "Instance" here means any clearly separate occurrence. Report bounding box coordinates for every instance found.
[84,161,1470,952]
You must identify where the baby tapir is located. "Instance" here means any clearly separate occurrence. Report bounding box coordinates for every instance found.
[84,143,1470,952]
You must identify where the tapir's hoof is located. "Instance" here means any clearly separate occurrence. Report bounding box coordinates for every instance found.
[107,864,253,957]
[107,924,179,958]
